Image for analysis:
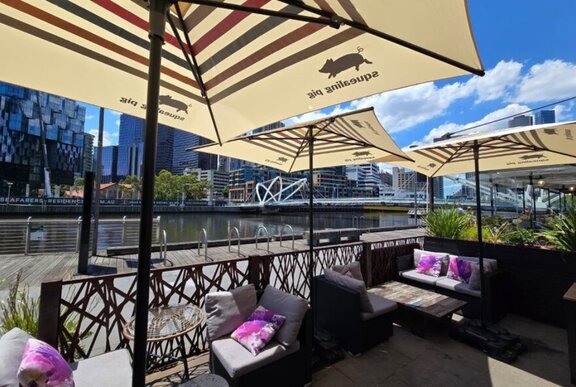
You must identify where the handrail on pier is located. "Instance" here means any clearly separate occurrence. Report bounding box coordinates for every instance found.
[160,229,168,264]
[198,228,212,261]
[279,224,295,250]
[228,226,241,257]
[255,226,270,253]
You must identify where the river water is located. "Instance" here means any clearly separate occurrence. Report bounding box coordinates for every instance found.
[157,211,412,243]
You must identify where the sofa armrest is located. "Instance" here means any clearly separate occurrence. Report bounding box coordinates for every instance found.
[484,268,510,321]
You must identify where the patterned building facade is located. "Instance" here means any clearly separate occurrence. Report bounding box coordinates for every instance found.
[0,82,86,197]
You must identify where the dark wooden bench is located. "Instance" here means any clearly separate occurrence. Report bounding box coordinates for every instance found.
[303,228,361,246]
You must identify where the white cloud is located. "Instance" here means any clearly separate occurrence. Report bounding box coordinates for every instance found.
[87,128,117,146]
[110,110,122,116]
[421,104,530,144]
[115,119,120,127]
[465,60,523,103]
[512,60,576,103]
[85,114,95,121]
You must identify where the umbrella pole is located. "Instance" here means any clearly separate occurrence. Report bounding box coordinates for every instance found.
[133,1,169,386]
[308,131,315,302]
[473,143,487,328]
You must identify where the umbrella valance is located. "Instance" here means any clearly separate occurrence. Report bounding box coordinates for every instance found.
[192,107,411,172]
[379,121,576,177]
[0,0,483,143]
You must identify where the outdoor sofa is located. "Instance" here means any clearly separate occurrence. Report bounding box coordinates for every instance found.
[313,263,398,355]
[395,248,509,322]
[0,327,132,387]
[206,284,312,387]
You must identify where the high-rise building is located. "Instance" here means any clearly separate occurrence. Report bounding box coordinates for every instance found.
[534,110,556,125]
[82,133,94,175]
[508,115,533,128]
[172,128,200,175]
[99,145,118,183]
[0,82,86,197]
[346,164,380,196]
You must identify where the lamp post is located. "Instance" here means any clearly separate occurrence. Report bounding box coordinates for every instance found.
[6,181,13,205]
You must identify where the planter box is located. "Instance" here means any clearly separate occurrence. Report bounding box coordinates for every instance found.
[424,236,576,326]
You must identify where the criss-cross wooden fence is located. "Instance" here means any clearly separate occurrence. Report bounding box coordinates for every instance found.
[37,236,423,362]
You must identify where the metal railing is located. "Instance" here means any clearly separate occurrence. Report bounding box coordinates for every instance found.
[228,226,241,257]
[0,216,161,255]
[160,230,168,264]
[198,228,211,261]
[279,224,295,250]
[255,226,270,253]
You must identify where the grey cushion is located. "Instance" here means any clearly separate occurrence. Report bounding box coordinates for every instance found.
[468,264,482,290]
[211,336,299,378]
[205,284,257,341]
[459,256,498,272]
[70,349,132,387]
[361,294,397,321]
[0,328,32,387]
[259,286,308,347]
[435,277,480,297]
[396,254,414,272]
[332,261,363,281]
[324,269,374,313]
[401,269,440,285]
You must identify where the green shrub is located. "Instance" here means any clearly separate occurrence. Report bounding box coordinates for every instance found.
[501,228,537,246]
[424,207,472,239]
[0,272,39,336]
[460,225,490,242]
[539,203,576,252]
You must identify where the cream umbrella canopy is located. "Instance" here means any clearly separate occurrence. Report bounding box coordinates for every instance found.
[375,121,576,327]
[193,107,411,302]
[0,1,484,384]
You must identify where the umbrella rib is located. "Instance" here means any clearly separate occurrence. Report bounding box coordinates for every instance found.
[171,3,222,144]
[288,127,313,172]
[279,0,484,76]
[182,0,339,27]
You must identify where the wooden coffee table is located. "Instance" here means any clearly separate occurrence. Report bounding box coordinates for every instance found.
[369,281,466,334]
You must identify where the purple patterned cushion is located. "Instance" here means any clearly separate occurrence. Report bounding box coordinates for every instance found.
[415,255,443,277]
[18,338,74,387]
[231,306,286,356]
[447,256,473,283]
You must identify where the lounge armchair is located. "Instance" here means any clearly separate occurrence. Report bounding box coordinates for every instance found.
[313,272,397,355]
[206,284,312,387]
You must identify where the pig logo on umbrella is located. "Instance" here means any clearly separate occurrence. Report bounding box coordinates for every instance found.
[158,95,190,114]
[319,47,372,78]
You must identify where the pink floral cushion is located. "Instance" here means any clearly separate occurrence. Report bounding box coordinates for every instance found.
[231,306,286,356]
[415,255,443,277]
[447,256,473,283]
[18,338,74,387]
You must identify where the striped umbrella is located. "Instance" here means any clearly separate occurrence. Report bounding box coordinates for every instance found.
[194,107,411,307]
[376,121,576,327]
[0,1,483,384]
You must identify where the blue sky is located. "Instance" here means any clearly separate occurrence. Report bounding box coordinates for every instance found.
[83,0,576,155]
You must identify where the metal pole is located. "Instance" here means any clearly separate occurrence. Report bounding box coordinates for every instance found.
[92,108,104,255]
[529,173,535,228]
[307,128,315,301]
[473,143,486,328]
[490,182,494,217]
[6,181,12,205]
[413,172,418,224]
[133,1,169,385]
[78,171,94,274]
[428,177,435,212]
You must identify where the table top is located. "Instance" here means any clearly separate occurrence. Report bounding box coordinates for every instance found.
[369,281,467,319]
[123,304,204,342]
[179,374,229,387]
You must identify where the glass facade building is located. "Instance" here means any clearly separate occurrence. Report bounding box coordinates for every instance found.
[0,82,86,196]
[534,110,556,125]
[99,145,118,183]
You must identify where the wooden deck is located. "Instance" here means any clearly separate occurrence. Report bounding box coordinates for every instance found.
[0,227,425,291]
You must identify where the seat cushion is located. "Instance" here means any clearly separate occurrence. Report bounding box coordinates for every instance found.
[324,269,374,313]
[436,277,481,298]
[258,286,308,347]
[413,249,449,274]
[459,256,498,272]
[18,338,74,387]
[70,349,132,387]
[212,337,299,378]
[401,269,440,285]
[361,294,397,321]
[0,328,32,387]
[332,261,364,281]
[205,284,257,340]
